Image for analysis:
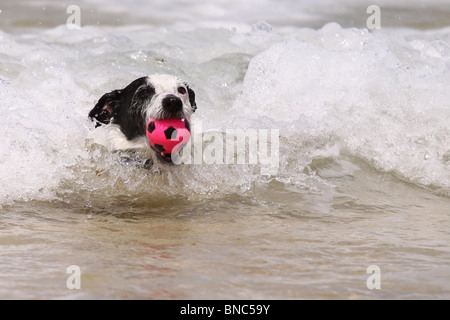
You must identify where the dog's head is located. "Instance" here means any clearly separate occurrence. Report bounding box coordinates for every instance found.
[145,74,197,121]
[89,74,197,144]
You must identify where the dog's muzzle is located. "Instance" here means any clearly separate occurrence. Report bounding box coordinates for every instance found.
[162,95,183,114]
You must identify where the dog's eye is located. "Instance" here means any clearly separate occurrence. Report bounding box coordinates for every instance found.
[177,87,187,95]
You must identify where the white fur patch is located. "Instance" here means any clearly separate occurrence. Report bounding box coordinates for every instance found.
[107,124,149,151]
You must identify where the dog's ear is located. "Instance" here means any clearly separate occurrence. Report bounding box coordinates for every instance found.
[185,84,197,113]
[89,90,122,127]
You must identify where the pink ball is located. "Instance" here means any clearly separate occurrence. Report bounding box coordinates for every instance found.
[146,117,191,156]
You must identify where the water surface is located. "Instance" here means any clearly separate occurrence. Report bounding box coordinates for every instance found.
[0,0,449,299]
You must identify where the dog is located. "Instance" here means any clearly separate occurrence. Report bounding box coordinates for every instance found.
[89,74,197,164]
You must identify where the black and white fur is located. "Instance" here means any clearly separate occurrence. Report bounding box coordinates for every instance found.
[89,74,197,161]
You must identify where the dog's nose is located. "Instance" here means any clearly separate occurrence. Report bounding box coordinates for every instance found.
[162,95,182,113]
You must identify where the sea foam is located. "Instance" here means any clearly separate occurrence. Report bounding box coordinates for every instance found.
[235,23,450,192]
[0,22,449,205]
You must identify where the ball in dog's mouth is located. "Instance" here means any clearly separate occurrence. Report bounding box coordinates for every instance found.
[146,117,191,161]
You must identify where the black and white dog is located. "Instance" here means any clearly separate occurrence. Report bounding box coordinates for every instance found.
[89,74,197,163]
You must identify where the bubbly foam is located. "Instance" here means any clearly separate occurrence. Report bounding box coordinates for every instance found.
[235,23,450,192]
[0,19,449,205]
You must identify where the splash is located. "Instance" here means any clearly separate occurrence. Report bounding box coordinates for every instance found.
[1,21,449,205]
[235,23,450,192]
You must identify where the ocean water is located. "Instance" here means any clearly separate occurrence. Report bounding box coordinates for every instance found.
[0,0,449,299]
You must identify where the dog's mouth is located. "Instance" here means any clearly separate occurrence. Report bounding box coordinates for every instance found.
[146,116,191,165]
